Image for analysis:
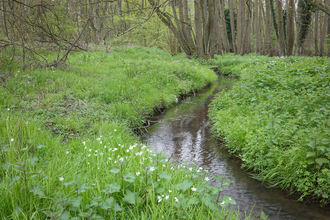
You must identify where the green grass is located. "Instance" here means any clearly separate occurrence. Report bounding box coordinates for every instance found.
[0,47,259,219]
[209,54,330,204]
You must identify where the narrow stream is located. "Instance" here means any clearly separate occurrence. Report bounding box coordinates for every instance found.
[145,77,330,220]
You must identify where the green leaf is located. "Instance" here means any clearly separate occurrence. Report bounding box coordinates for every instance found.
[201,195,216,211]
[207,185,221,195]
[101,197,114,210]
[59,211,71,220]
[317,146,326,152]
[188,197,200,205]
[9,176,21,186]
[222,195,236,205]
[70,196,82,208]
[123,190,136,205]
[1,162,9,171]
[36,145,47,149]
[260,211,268,220]
[64,181,75,187]
[91,214,104,219]
[156,188,164,193]
[213,174,225,181]
[78,183,91,194]
[109,168,120,174]
[180,180,193,192]
[306,152,315,158]
[159,171,171,180]
[307,159,315,164]
[123,172,135,183]
[101,182,121,194]
[29,185,45,197]
[315,158,329,166]
[113,203,122,212]
[321,138,329,144]
[27,156,39,166]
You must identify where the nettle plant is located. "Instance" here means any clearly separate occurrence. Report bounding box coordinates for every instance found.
[3,133,236,219]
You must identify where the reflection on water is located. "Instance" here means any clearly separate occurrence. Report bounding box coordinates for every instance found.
[145,77,330,220]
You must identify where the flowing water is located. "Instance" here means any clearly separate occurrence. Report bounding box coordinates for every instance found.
[145,77,330,220]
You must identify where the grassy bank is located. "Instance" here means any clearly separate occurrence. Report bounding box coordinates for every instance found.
[0,47,254,219]
[209,54,330,204]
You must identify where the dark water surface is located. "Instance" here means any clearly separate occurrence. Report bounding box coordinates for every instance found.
[145,77,330,220]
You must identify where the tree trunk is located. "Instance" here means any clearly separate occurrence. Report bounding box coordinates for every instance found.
[208,0,216,58]
[320,11,326,56]
[277,0,286,56]
[328,0,330,56]
[270,0,279,40]
[265,0,273,56]
[314,10,319,55]
[237,0,243,52]
[218,0,230,52]
[255,0,260,53]
[195,0,205,58]
[240,0,251,55]
[229,0,237,53]
[287,0,295,56]
[215,1,222,54]
[183,0,195,51]
[202,0,209,55]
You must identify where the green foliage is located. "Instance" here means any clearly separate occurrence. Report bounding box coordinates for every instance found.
[224,9,237,44]
[210,54,330,204]
[297,0,313,47]
[0,47,256,219]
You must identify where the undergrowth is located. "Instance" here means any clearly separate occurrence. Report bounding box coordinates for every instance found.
[209,54,330,205]
[0,47,258,219]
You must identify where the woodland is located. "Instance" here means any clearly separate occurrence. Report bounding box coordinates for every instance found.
[1,0,330,68]
[1,0,330,219]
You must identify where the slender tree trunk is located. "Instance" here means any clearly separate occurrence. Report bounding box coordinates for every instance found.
[219,0,230,52]
[229,0,236,53]
[237,0,243,52]
[240,0,251,55]
[270,0,279,40]
[277,0,286,56]
[265,0,273,56]
[195,0,205,58]
[320,7,327,56]
[184,0,195,51]
[202,0,209,55]
[255,0,260,53]
[287,0,295,56]
[314,10,319,55]
[328,0,330,56]
[215,1,222,54]
[208,0,216,58]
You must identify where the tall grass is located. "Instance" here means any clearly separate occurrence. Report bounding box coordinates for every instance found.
[0,47,258,219]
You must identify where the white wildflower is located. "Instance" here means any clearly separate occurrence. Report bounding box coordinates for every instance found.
[136,171,140,176]
[59,177,64,181]
[191,187,196,191]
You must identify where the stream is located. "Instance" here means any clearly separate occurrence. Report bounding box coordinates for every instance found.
[145,77,330,220]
